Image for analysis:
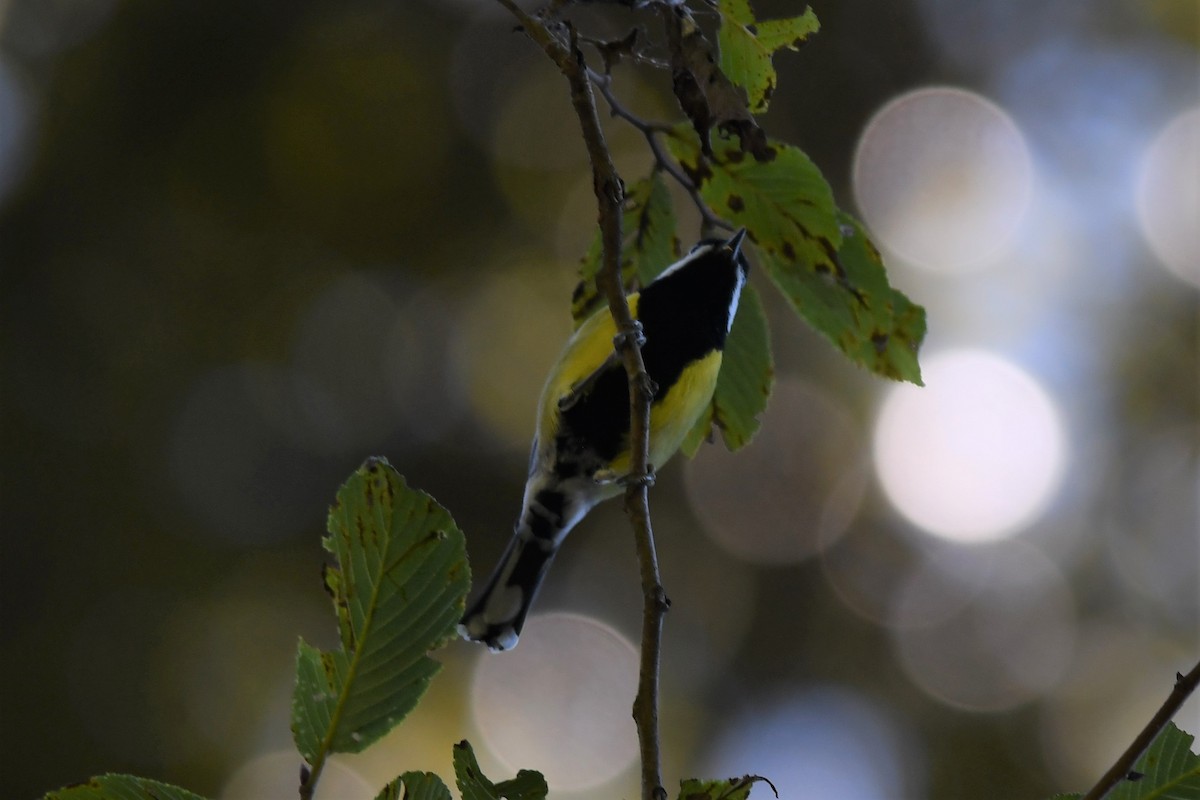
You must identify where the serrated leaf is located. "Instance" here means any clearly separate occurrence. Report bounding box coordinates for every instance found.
[453,740,548,800]
[682,283,773,457]
[1105,722,1200,800]
[574,173,679,325]
[374,772,453,800]
[678,775,775,800]
[668,129,925,384]
[718,0,819,113]
[291,457,470,761]
[43,774,208,800]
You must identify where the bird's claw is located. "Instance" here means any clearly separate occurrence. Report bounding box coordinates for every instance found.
[613,321,646,351]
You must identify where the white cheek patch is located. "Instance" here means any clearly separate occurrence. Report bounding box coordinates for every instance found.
[726,268,746,332]
[656,245,714,279]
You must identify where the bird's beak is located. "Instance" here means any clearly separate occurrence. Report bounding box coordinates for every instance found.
[725,228,747,259]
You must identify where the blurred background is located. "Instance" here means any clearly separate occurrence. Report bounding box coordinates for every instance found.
[1,0,1197,798]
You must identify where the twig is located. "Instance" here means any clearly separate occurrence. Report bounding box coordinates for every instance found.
[587,67,734,236]
[1081,657,1200,800]
[492,2,667,799]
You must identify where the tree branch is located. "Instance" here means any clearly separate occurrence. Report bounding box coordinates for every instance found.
[587,67,734,236]
[1081,657,1200,800]
[493,3,667,798]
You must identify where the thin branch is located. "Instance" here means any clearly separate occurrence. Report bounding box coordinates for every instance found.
[1081,657,1200,800]
[494,3,667,799]
[587,67,735,236]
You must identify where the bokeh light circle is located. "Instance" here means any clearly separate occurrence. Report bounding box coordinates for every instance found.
[469,612,638,791]
[702,686,924,800]
[853,86,1034,273]
[169,364,325,545]
[1136,106,1200,286]
[0,59,34,207]
[457,260,575,451]
[221,751,373,800]
[873,349,1066,542]
[820,514,920,626]
[890,540,1076,712]
[1040,623,1200,788]
[288,272,404,453]
[685,378,868,564]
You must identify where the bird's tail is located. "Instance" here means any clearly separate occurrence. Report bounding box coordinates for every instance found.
[459,489,573,651]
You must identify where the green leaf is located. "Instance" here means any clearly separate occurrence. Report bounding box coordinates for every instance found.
[453,740,548,800]
[717,0,819,113]
[43,775,207,800]
[374,772,453,800]
[682,282,773,457]
[1106,722,1200,799]
[678,775,776,800]
[668,128,925,384]
[573,172,679,326]
[291,457,470,762]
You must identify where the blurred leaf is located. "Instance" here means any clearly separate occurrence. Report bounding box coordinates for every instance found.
[43,775,207,800]
[453,740,548,800]
[682,283,773,456]
[574,173,679,326]
[678,775,775,800]
[668,129,925,384]
[374,772,452,800]
[717,0,819,113]
[292,457,470,762]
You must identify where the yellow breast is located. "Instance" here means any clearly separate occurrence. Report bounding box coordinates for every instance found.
[537,295,722,478]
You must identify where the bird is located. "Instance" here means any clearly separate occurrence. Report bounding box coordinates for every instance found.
[459,228,749,651]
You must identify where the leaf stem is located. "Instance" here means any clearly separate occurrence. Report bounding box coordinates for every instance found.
[1081,657,1200,800]
[493,3,666,798]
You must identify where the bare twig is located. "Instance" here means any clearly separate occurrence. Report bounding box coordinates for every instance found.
[587,67,734,236]
[493,2,667,798]
[1081,657,1200,800]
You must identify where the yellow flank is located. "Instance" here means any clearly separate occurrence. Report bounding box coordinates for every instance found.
[536,294,723,478]
[645,348,722,468]
[537,295,639,441]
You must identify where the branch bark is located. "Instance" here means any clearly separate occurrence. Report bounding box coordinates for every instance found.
[493,3,667,798]
[1081,657,1200,800]
[587,67,733,236]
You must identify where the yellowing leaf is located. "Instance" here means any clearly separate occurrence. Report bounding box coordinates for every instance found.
[668,128,924,384]
[718,0,820,113]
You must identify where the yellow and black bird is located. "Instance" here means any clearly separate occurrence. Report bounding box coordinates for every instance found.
[460,228,748,650]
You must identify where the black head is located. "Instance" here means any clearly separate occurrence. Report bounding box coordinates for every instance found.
[640,226,749,345]
[688,228,748,264]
